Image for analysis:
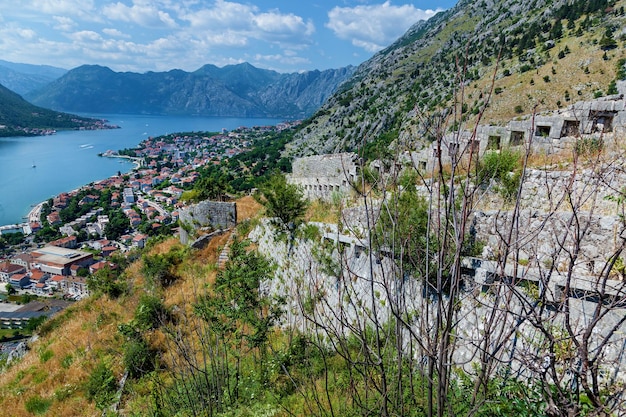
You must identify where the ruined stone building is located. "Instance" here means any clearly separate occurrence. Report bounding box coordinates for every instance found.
[178,200,237,245]
[413,94,626,171]
[287,152,360,201]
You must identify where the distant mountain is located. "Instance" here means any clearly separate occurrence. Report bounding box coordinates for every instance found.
[0,83,113,137]
[26,63,355,118]
[0,60,66,95]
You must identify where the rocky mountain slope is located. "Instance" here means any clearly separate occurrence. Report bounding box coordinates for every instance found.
[287,0,624,156]
[26,63,355,119]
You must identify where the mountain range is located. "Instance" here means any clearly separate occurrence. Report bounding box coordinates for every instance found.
[25,63,355,119]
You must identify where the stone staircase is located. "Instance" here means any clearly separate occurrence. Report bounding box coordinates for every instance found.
[217,237,232,269]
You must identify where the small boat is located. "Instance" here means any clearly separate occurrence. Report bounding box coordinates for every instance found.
[32,161,36,168]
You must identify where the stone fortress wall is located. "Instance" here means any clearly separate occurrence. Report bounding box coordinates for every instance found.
[278,92,626,382]
[287,152,360,201]
[178,200,236,245]
[413,93,626,172]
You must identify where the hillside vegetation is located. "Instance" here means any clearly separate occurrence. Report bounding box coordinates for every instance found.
[3,1,626,416]
[287,0,626,156]
[0,198,256,416]
[0,83,111,136]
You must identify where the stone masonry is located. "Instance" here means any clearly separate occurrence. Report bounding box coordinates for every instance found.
[178,200,236,245]
[412,93,626,172]
[287,152,360,201]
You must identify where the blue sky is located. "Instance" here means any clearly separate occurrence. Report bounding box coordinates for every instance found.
[0,0,456,74]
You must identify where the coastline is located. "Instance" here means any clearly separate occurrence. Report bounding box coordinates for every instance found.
[27,202,44,224]
[0,156,140,231]
[99,152,144,169]
[0,114,284,229]
[3,153,145,233]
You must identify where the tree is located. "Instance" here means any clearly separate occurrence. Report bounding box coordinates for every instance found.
[5,283,15,296]
[155,237,280,416]
[257,172,308,236]
[85,360,118,410]
[600,27,618,50]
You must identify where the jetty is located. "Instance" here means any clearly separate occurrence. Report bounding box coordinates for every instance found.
[99,150,144,169]
[0,223,28,235]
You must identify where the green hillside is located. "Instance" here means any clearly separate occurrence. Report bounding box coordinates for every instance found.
[2,1,626,416]
[0,83,111,137]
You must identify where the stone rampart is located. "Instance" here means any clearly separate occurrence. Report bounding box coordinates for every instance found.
[411,95,626,172]
[288,152,360,201]
[178,201,236,245]
[251,220,626,387]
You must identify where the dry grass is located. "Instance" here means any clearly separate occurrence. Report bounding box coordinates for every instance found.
[236,195,263,222]
[0,295,132,417]
[460,25,626,128]
[306,199,339,223]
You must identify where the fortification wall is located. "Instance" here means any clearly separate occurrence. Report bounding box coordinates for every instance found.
[250,220,626,386]
[288,152,359,201]
[178,201,236,245]
[412,95,626,172]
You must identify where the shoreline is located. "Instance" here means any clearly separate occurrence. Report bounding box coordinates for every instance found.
[0,157,138,231]
[99,153,144,169]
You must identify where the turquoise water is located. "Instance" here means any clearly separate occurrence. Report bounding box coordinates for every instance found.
[0,114,282,226]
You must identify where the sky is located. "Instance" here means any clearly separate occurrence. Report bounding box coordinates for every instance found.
[0,0,457,74]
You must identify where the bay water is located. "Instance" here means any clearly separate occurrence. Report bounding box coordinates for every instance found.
[0,114,283,227]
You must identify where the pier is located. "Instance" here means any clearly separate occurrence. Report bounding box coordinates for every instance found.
[0,224,28,235]
[99,151,145,169]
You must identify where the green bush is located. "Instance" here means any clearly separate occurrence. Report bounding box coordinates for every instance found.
[24,395,52,415]
[87,266,127,299]
[476,149,521,201]
[124,338,155,379]
[477,149,520,184]
[61,354,74,369]
[575,137,603,156]
[135,294,169,330]
[257,173,308,236]
[85,360,118,409]
[39,349,53,363]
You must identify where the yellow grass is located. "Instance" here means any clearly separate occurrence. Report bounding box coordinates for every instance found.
[236,195,263,222]
[0,295,132,416]
[459,24,626,128]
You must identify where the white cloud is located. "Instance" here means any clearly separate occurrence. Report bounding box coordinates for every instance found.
[254,12,315,36]
[180,1,315,49]
[15,0,98,21]
[103,1,177,28]
[31,0,95,16]
[17,28,38,40]
[102,28,130,38]
[182,0,254,30]
[53,16,76,32]
[327,1,439,52]
[69,30,103,42]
